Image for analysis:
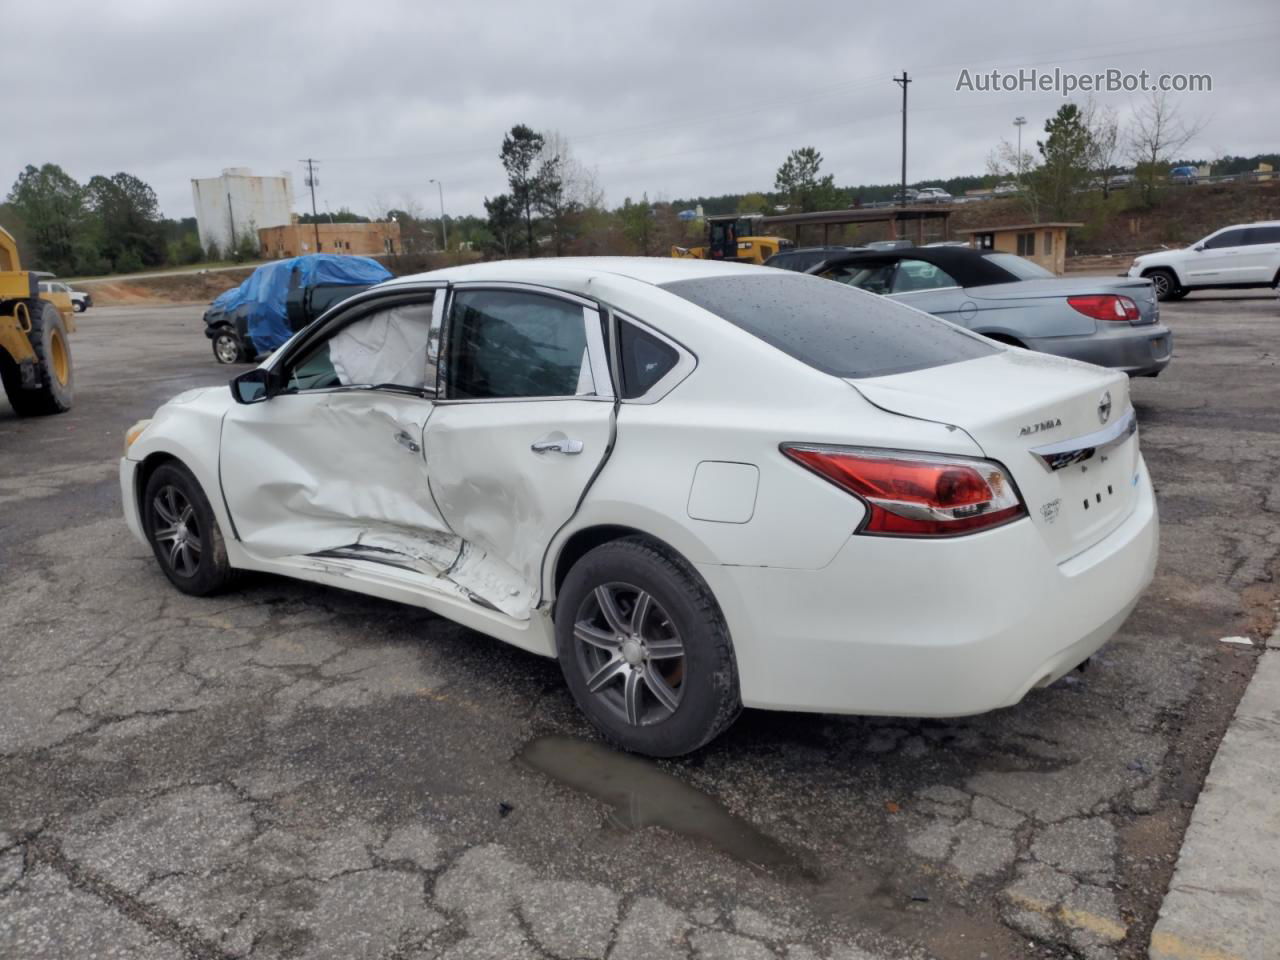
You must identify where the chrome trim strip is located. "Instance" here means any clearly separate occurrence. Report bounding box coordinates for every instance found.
[1030,408,1137,471]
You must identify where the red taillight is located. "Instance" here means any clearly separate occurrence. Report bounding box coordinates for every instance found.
[782,445,1027,537]
[1068,294,1140,323]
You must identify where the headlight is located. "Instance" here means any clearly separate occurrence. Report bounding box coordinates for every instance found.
[124,419,152,454]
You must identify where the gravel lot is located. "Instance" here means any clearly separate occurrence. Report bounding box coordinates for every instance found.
[2,292,1277,960]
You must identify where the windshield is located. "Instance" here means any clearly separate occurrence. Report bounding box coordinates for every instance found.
[983,253,1054,280]
[661,273,996,379]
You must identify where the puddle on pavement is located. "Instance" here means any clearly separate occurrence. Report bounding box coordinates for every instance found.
[519,735,808,875]
[520,736,1023,959]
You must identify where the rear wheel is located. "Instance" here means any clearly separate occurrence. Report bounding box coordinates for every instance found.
[6,301,73,416]
[73,300,85,313]
[142,462,236,596]
[556,537,741,757]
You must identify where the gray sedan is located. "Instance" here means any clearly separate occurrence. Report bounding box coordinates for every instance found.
[804,247,1172,376]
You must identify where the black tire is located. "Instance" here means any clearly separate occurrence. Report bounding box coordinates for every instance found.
[142,462,236,596]
[1146,269,1183,302]
[6,301,73,416]
[73,300,85,313]
[555,536,740,757]
[211,328,246,364]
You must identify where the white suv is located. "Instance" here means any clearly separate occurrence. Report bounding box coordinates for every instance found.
[1127,221,1280,301]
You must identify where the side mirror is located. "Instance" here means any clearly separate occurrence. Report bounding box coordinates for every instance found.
[231,367,273,404]
[1193,244,1205,252]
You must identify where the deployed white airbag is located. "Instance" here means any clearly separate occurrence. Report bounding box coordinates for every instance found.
[329,303,432,388]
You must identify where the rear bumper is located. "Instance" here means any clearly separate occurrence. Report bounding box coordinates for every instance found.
[1031,324,1173,376]
[699,456,1158,716]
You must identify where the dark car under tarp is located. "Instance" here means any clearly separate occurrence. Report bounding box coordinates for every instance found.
[203,254,393,364]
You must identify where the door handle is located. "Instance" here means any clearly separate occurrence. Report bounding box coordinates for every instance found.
[531,437,584,455]
[394,430,421,453]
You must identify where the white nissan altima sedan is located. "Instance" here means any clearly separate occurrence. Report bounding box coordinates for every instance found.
[121,257,1158,756]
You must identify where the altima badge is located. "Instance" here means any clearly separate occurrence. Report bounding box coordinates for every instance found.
[1019,418,1061,437]
[1098,391,1113,424]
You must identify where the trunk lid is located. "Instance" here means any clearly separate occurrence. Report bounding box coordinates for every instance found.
[970,276,1160,325]
[848,351,1141,562]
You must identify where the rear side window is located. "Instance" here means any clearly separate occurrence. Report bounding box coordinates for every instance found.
[661,274,995,379]
[444,289,593,400]
[617,321,678,398]
[1244,226,1280,244]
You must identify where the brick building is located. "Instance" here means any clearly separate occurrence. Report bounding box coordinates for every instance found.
[258,221,401,259]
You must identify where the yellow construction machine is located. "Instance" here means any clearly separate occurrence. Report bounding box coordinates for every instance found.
[671,214,792,265]
[0,225,75,415]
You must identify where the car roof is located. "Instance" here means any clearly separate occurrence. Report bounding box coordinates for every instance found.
[386,256,760,288]
[812,245,1020,287]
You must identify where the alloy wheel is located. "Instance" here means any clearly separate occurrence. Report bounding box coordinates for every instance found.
[1150,273,1170,298]
[151,485,203,578]
[214,334,240,364]
[572,582,685,726]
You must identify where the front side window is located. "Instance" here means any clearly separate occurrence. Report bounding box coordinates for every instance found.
[444,289,595,400]
[1204,228,1246,249]
[284,299,435,394]
[890,259,958,294]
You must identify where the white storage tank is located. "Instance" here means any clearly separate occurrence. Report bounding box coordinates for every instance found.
[191,168,295,256]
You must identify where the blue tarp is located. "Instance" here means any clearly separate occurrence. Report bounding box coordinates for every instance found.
[209,254,393,352]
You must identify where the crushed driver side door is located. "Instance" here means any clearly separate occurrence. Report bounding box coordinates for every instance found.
[220,285,466,584]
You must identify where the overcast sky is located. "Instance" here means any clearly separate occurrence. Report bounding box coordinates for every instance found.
[9,1,1279,221]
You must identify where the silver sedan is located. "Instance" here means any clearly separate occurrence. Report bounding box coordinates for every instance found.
[805,247,1173,376]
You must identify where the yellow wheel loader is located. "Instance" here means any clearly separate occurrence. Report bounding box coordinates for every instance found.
[0,225,75,415]
[671,214,792,265]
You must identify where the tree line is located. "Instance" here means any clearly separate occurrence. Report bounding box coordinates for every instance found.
[2,163,204,276]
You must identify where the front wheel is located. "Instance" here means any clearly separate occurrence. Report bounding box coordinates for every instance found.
[555,537,741,757]
[142,462,236,596]
[1146,269,1183,302]
[211,328,246,364]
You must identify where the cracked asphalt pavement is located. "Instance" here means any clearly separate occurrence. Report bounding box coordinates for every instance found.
[2,294,1277,959]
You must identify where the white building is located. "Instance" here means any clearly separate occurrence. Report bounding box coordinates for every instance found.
[191,168,295,256]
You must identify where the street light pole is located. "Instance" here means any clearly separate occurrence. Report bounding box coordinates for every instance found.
[429,179,447,252]
[1013,116,1027,185]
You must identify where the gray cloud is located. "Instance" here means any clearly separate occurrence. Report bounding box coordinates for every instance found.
[9,0,1278,219]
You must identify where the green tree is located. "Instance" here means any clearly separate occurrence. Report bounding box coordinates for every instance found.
[619,195,655,255]
[483,194,522,257]
[85,172,167,270]
[500,124,546,255]
[774,147,839,212]
[6,163,87,273]
[1032,104,1093,219]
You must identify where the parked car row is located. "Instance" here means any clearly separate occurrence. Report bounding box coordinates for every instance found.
[133,256,1159,756]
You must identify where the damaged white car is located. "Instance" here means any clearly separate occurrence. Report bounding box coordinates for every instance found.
[121,258,1158,756]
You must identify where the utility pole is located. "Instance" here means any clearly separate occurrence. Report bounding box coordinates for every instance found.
[300,158,321,252]
[1013,117,1027,186]
[429,179,447,252]
[893,72,911,208]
